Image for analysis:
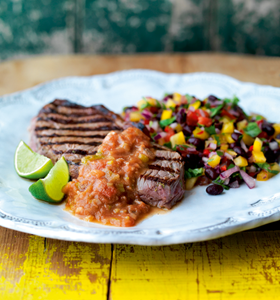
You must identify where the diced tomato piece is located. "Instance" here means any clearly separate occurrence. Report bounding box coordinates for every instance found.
[144,119,150,125]
[221,165,227,171]
[249,145,254,151]
[198,116,212,127]
[164,126,175,142]
[203,149,210,156]
[221,109,236,120]
[256,120,263,126]
[187,110,199,126]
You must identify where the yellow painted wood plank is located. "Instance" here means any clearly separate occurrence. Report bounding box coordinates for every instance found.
[110,231,280,300]
[0,227,111,300]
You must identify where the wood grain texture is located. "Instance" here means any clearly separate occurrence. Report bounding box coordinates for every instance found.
[110,232,280,300]
[0,53,279,96]
[0,227,111,299]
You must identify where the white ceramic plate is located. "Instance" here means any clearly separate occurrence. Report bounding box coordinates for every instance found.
[1,70,280,245]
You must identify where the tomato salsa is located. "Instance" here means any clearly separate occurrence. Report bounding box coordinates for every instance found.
[63,127,155,227]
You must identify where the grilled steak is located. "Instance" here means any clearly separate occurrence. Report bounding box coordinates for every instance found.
[30,99,185,208]
[30,99,124,179]
[137,144,185,209]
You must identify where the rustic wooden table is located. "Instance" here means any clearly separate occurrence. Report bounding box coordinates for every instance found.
[1,53,280,300]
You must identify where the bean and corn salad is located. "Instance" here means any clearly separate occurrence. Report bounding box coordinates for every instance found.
[123,93,280,195]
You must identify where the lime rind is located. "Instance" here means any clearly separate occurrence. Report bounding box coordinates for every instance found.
[29,157,70,203]
[15,141,53,179]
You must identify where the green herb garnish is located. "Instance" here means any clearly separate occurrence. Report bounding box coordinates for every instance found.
[244,122,262,137]
[212,176,230,190]
[159,116,176,128]
[256,163,279,175]
[205,125,216,135]
[210,104,223,117]
[185,168,204,179]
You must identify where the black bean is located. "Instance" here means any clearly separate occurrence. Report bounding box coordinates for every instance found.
[176,109,186,124]
[184,153,201,169]
[265,149,280,163]
[231,132,242,142]
[229,143,236,149]
[262,121,275,136]
[188,137,204,150]
[233,146,246,157]
[276,134,280,139]
[183,125,194,137]
[206,184,224,195]
[205,168,219,180]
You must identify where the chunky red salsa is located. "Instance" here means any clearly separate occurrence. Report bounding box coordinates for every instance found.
[63,127,155,227]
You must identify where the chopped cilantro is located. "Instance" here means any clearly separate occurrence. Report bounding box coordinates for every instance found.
[223,95,240,107]
[185,94,193,103]
[185,168,204,179]
[217,151,224,157]
[208,158,214,162]
[205,125,216,135]
[244,122,262,137]
[205,103,211,109]
[210,104,223,117]
[159,116,176,128]
[212,176,230,190]
[257,162,279,175]
[227,163,235,170]
[213,135,221,146]
[140,101,151,111]
[163,142,172,149]
[255,115,263,121]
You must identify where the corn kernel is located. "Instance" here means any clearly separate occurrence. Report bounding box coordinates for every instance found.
[268,163,280,179]
[220,143,229,151]
[207,155,221,168]
[224,133,235,144]
[166,99,176,109]
[252,151,266,163]
[226,150,238,157]
[234,156,248,167]
[170,131,186,148]
[161,110,172,120]
[138,153,149,163]
[205,140,217,148]
[185,177,198,190]
[256,170,269,181]
[173,92,182,103]
[189,101,201,110]
[130,111,142,122]
[253,137,262,152]
[237,120,248,131]
[137,99,147,109]
[222,122,234,134]
[146,97,157,106]
[220,116,231,124]
[273,123,280,138]
[242,133,254,146]
[175,124,183,133]
[193,127,209,140]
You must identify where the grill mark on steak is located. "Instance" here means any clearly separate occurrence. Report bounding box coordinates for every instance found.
[36,134,109,138]
[41,141,102,146]
[148,160,183,174]
[37,116,112,124]
[35,125,121,131]
[53,149,89,155]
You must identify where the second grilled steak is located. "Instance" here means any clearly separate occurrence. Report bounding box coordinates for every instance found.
[30,99,124,178]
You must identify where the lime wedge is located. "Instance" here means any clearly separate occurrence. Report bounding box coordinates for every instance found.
[15,141,53,179]
[29,157,70,203]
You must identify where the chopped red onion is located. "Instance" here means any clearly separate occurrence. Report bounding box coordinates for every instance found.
[269,141,279,151]
[240,140,248,152]
[189,106,195,112]
[220,165,240,180]
[228,109,239,116]
[170,123,178,130]
[209,151,217,158]
[150,121,159,131]
[224,152,234,160]
[212,100,224,106]
[202,157,209,163]
[229,180,240,188]
[215,128,221,134]
[186,147,197,153]
[240,170,255,189]
[208,142,217,150]
[141,109,153,119]
[154,132,167,141]
[198,109,206,117]
[224,178,230,185]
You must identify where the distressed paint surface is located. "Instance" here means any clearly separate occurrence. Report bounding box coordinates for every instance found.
[0,228,111,299]
[0,0,75,60]
[110,232,280,299]
[0,0,280,60]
